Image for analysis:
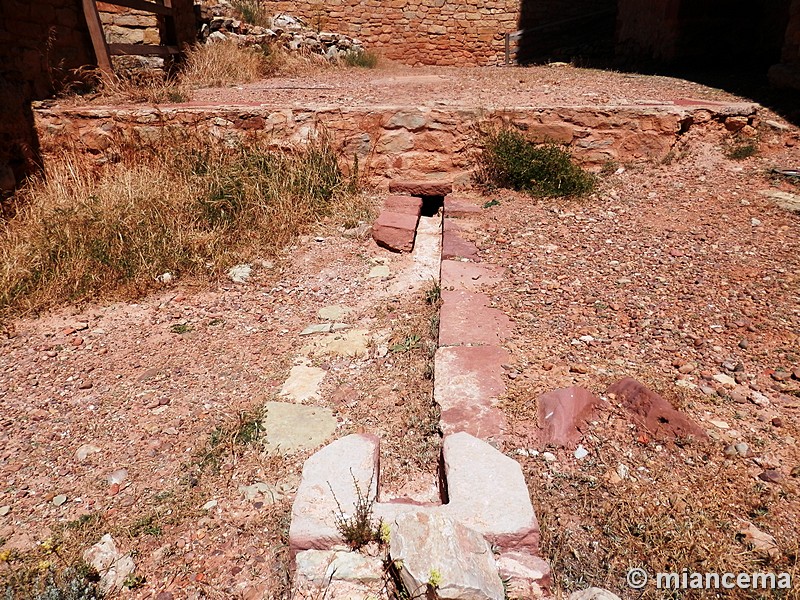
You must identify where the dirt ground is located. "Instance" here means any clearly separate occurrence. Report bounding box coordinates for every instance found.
[3,63,800,599]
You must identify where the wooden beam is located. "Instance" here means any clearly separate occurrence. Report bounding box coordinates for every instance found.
[97,0,172,15]
[168,0,197,49]
[108,43,181,56]
[82,0,113,75]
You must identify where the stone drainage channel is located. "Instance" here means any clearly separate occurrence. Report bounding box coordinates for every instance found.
[287,180,549,600]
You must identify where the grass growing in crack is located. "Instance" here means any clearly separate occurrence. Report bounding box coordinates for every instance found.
[424,279,441,305]
[1,132,365,317]
[390,333,421,354]
[329,470,383,550]
[199,408,265,473]
[475,124,596,198]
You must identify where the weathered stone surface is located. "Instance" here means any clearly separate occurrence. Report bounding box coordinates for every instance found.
[295,549,385,585]
[289,434,380,555]
[384,194,423,216]
[372,210,419,253]
[389,180,453,196]
[568,588,622,600]
[442,223,480,261]
[389,215,442,294]
[318,305,352,321]
[442,432,539,552]
[279,361,326,402]
[304,329,371,357]
[83,534,135,592]
[607,378,708,442]
[435,346,509,445]
[536,387,602,448]
[390,511,505,600]
[444,194,482,218]
[262,402,337,455]
[496,552,551,598]
[440,260,503,292]
[439,290,513,346]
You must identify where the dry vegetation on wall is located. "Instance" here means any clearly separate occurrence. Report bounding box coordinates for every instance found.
[0,133,368,319]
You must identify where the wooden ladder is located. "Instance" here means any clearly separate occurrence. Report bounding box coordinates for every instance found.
[81,0,196,75]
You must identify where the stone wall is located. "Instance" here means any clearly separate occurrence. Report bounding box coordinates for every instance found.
[259,0,519,65]
[0,0,93,196]
[97,1,160,46]
[34,101,759,186]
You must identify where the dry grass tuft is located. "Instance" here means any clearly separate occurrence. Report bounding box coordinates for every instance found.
[0,133,367,318]
[180,39,280,87]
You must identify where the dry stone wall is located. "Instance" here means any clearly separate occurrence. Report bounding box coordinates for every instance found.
[97,1,160,46]
[260,0,519,65]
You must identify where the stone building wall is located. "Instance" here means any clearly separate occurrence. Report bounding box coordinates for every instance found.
[0,0,93,196]
[259,0,519,65]
[97,1,160,46]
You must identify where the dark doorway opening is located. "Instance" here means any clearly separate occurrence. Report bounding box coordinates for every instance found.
[420,195,444,218]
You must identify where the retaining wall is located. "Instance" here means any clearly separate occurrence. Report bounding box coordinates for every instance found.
[33,101,758,184]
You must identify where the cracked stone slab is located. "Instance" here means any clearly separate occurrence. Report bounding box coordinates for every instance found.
[389,215,442,294]
[372,210,419,253]
[385,195,423,216]
[262,402,337,455]
[303,329,371,357]
[442,227,480,261]
[280,361,326,402]
[390,511,504,600]
[295,549,385,585]
[440,260,503,292]
[439,290,513,346]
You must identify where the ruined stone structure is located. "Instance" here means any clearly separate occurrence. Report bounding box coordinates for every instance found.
[0,0,93,196]
[260,0,519,65]
[97,1,160,46]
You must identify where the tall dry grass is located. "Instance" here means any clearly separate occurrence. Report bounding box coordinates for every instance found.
[0,134,369,317]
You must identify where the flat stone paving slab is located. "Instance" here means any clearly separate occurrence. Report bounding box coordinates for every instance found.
[439,290,513,346]
[443,433,539,553]
[442,227,480,262]
[444,194,483,218]
[390,511,505,600]
[441,260,503,292]
[262,402,338,455]
[372,210,420,253]
[279,361,327,402]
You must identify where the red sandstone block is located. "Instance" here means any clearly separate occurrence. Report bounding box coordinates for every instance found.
[388,179,453,196]
[440,260,503,291]
[443,193,482,218]
[384,194,423,216]
[442,229,479,261]
[439,290,513,346]
[372,210,419,253]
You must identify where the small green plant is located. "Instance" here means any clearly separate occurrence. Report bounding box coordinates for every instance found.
[427,568,442,589]
[424,280,441,305]
[378,521,391,545]
[482,198,501,208]
[231,0,271,27]
[122,573,146,590]
[391,334,421,354]
[341,50,379,68]
[329,470,382,550]
[170,323,193,334]
[475,125,595,197]
[725,140,758,160]
[232,410,264,445]
[128,514,162,537]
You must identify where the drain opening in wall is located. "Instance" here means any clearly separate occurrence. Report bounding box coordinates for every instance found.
[420,195,444,217]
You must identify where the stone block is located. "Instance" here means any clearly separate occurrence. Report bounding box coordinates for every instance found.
[443,194,482,217]
[389,179,453,196]
[390,512,505,600]
[295,549,385,585]
[289,434,380,555]
[536,387,602,449]
[384,194,423,216]
[442,432,539,553]
[372,210,419,252]
[439,290,513,346]
[496,551,551,597]
[442,225,480,261]
[440,260,503,292]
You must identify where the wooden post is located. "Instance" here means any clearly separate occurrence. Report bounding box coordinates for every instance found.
[168,0,197,50]
[81,0,113,75]
[504,32,510,65]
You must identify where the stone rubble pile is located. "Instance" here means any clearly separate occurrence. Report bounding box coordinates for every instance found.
[199,3,366,60]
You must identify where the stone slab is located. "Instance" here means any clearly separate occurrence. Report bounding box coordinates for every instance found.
[385,194,423,216]
[444,194,482,218]
[295,549,385,585]
[279,362,327,402]
[372,210,419,253]
[389,215,443,294]
[607,378,708,443]
[390,511,505,600]
[440,260,503,292]
[434,346,508,411]
[303,329,371,357]
[439,290,513,346]
[439,404,507,448]
[262,402,338,455]
[536,386,602,449]
[442,228,480,261]
[442,432,539,553]
[289,434,380,555]
[388,180,453,196]
[496,551,552,597]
